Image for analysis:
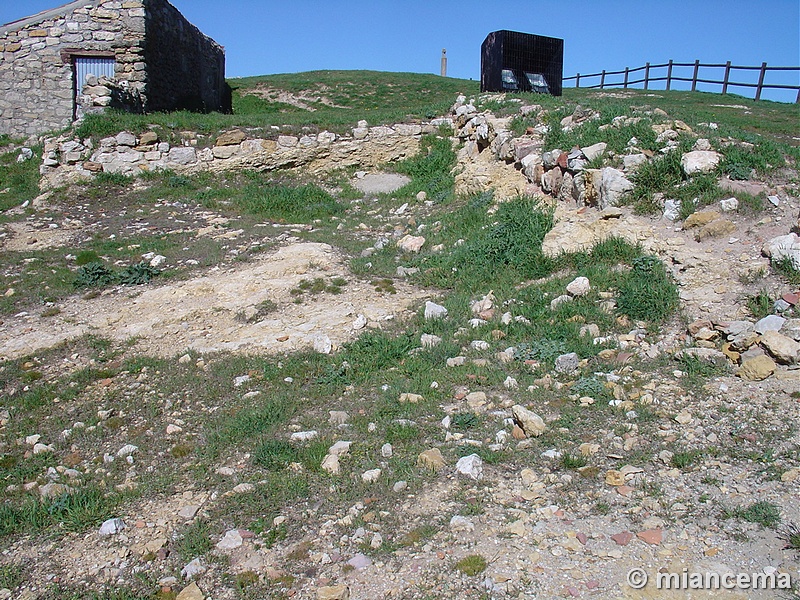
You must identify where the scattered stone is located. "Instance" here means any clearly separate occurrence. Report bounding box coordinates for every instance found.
[754,315,786,334]
[684,210,721,229]
[398,393,423,404]
[511,405,546,437]
[455,454,483,480]
[313,335,333,354]
[181,558,206,580]
[637,529,663,545]
[317,585,350,600]
[361,469,381,483]
[116,444,138,458]
[760,330,800,364]
[178,505,200,519]
[738,355,776,381]
[381,443,393,458]
[347,554,372,570]
[176,582,204,600]
[99,518,125,536]
[611,531,634,546]
[566,276,590,297]
[290,430,319,442]
[555,352,579,374]
[418,448,447,471]
[449,515,475,532]
[216,529,243,550]
[393,480,408,492]
[424,301,448,320]
[397,235,426,253]
[719,197,739,211]
[681,150,721,175]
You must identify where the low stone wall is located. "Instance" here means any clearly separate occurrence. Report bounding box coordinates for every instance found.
[39,118,453,189]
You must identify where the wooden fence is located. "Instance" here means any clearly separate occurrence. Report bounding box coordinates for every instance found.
[563,61,800,103]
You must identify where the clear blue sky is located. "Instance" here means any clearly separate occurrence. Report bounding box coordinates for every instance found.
[3,0,799,102]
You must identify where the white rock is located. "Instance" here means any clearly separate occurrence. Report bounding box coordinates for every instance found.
[361,468,381,483]
[566,276,590,297]
[321,454,340,474]
[512,405,547,437]
[149,254,166,268]
[455,454,483,480]
[33,443,54,455]
[504,376,518,390]
[290,431,318,442]
[449,515,475,532]
[313,335,333,354]
[181,558,206,580]
[762,233,800,270]
[25,434,41,446]
[581,142,607,161]
[381,443,393,458]
[397,235,425,253]
[99,518,126,536]
[470,340,489,351]
[421,334,442,348]
[719,197,739,212]
[216,529,243,550]
[352,314,367,330]
[424,301,448,320]
[681,150,721,175]
[328,441,352,456]
[116,444,138,458]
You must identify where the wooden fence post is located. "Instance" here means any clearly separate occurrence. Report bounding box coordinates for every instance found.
[623,67,629,88]
[600,70,606,89]
[722,60,731,95]
[755,62,767,101]
[691,59,700,91]
[644,62,651,89]
[666,60,673,90]
[576,73,581,88]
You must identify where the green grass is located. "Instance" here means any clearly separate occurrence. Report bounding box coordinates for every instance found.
[175,519,214,561]
[724,500,782,529]
[746,289,775,319]
[74,70,480,142]
[616,255,679,322]
[454,554,488,576]
[0,488,122,538]
[0,145,41,211]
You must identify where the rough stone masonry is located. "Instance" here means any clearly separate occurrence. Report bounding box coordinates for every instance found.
[0,0,229,139]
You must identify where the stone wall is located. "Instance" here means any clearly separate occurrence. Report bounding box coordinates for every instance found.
[0,0,227,139]
[38,119,453,189]
[143,0,229,113]
[0,0,147,138]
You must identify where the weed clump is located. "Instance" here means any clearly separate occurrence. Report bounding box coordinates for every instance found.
[617,255,679,322]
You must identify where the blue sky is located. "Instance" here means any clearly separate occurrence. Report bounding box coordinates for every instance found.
[3,0,799,101]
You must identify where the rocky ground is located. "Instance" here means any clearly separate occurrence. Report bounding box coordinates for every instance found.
[0,94,799,600]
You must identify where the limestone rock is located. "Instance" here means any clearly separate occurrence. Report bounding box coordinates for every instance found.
[754,315,786,334]
[762,233,800,270]
[566,276,590,297]
[455,454,483,480]
[176,582,204,600]
[581,142,607,161]
[317,585,350,600]
[738,355,776,381]
[684,210,720,229]
[695,217,735,241]
[397,235,425,253]
[215,130,247,146]
[424,301,448,320]
[99,518,125,536]
[555,352,579,373]
[398,393,423,404]
[511,405,546,437]
[418,448,446,471]
[760,330,800,364]
[598,167,633,208]
[681,150,721,175]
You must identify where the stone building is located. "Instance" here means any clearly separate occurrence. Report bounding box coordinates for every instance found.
[0,0,230,138]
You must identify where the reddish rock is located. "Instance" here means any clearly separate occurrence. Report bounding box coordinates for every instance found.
[586,580,600,590]
[576,532,588,545]
[512,425,526,440]
[688,319,713,335]
[557,152,569,169]
[564,586,580,598]
[783,292,799,306]
[611,531,634,546]
[637,529,663,545]
[616,485,635,497]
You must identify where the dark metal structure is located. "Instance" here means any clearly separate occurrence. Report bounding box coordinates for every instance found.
[481,30,563,96]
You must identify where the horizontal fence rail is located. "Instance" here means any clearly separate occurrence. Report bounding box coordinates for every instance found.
[563,60,800,103]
